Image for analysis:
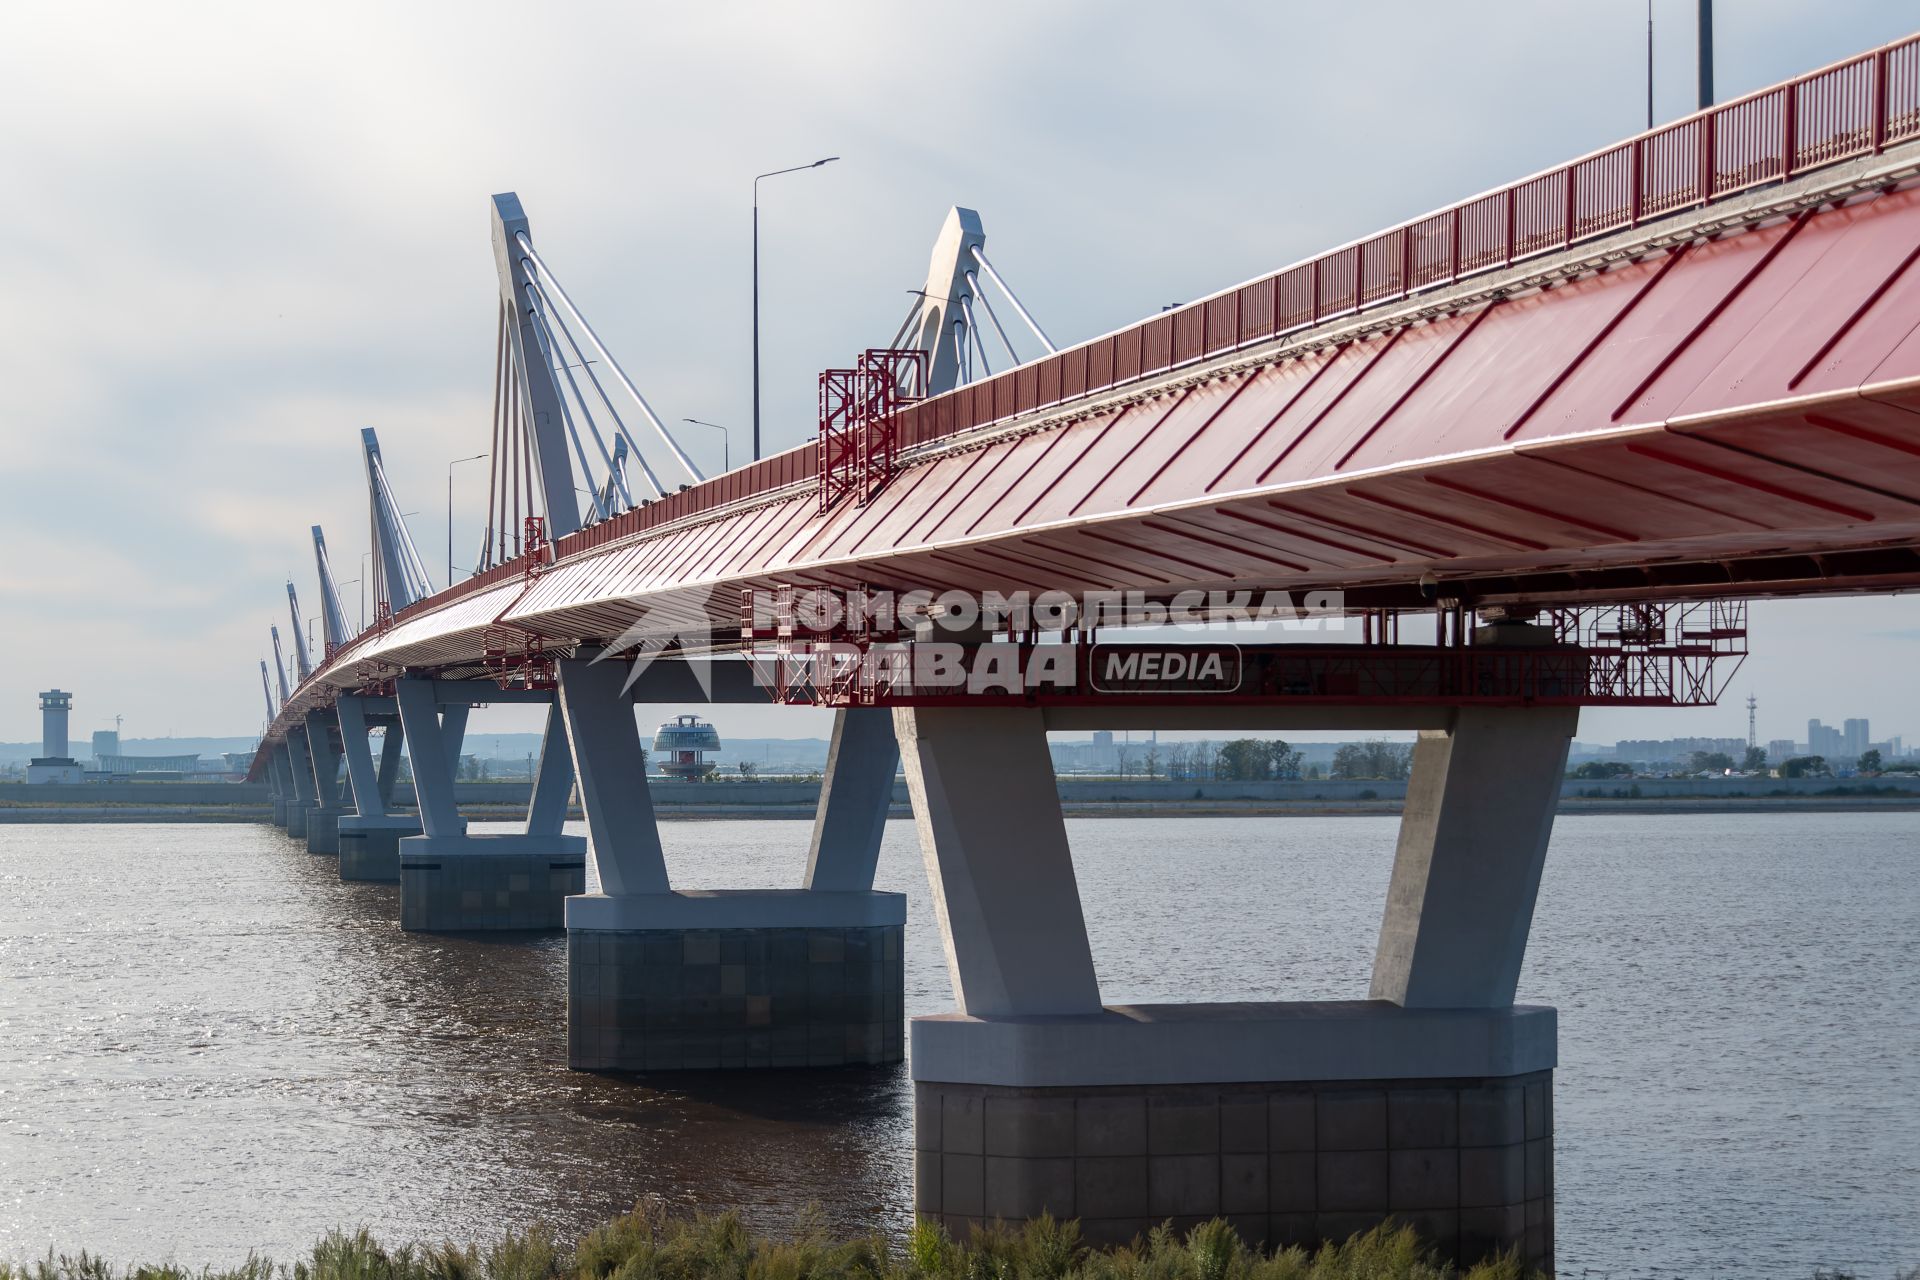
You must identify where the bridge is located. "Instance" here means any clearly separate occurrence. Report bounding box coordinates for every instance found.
[248,34,1919,1270]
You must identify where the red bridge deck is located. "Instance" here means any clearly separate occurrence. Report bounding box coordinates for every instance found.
[262,33,1920,745]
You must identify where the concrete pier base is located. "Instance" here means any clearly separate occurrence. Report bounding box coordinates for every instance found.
[338,815,420,882]
[285,802,310,840]
[911,1003,1554,1270]
[398,833,587,931]
[566,890,905,1071]
[305,808,341,854]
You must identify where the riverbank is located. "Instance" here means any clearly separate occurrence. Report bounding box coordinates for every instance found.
[4,794,1918,823]
[3,775,1918,823]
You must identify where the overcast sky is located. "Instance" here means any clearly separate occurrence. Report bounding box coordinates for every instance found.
[2,1,1915,749]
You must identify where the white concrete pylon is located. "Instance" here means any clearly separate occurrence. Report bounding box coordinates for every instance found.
[311,525,353,651]
[395,679,464,838]
[1370,705,1578,1009]
[375,724,404,810]
[269,744,295,807]
[336,695,386,819]
[270,626,292,704]
[492,193,581,540]
[893,705,1102,1017]
[286,583,312,681]
[555,654,670,895]
[361,428,435,612]
[285,725,316,806]
[915,207,987,397]
[304,709,344,813]
[804,707,898,892]
[525,701,575,838]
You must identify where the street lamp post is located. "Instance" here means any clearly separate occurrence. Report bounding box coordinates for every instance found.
[337,579,359,638]
[681,418,730,473]
[448,453,488,587]
[754,156,839,463]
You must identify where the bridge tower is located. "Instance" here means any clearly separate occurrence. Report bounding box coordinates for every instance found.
[284,582,311,681]
[310,525,353,655]
[915,207,987,398]
[269,626,291,705]
[491,192,583,540]
[361,428,434,616]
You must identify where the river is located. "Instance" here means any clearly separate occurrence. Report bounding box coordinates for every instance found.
[0,813,1913,1276]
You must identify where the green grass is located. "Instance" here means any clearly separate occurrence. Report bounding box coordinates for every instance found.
[3,1208,1908,1280]
[0,1212,1531,1280]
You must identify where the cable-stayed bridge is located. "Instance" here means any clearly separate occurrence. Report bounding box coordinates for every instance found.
[247,34,1920,1268]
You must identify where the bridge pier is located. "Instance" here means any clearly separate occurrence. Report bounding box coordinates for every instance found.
[396,679,585,931]
[267,744,292,827]
[561,658,905,1072]
[335,694,419,882]
[303,708,347,854]
[284,727,315,840]
[900,697,1570,1272]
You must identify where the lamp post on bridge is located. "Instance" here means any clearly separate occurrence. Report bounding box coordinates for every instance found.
[447,452,488,588]
[753,156,839,464]
[681,418,730,473]
[337,579,359,640]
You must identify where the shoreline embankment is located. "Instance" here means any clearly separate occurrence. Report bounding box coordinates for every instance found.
[2,775,1917,822]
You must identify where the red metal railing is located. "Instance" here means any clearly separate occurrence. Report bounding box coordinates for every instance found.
[888,31,1920,450]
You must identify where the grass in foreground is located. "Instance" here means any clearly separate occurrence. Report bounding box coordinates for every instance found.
[0,1212,1524,1280]
[2,1206,1904,1280]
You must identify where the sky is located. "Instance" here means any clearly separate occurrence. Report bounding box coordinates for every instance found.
[2,0,1916,750]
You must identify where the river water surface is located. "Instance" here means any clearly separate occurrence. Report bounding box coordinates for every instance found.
[0,813,1914,1276]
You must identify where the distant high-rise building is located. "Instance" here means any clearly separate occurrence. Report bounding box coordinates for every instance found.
[1091,729,1117,769]
[1843,718,1870,759]
[91,729,120,761]
[1807,719,1845,759]
[1767,739,1797,764]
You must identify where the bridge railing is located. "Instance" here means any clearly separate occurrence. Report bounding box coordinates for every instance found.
[890,31,1920,450]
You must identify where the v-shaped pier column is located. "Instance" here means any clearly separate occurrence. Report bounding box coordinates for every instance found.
[335,695,420,882]
[283,725,316,840]
[804,707,900,891]
[903,689,1567,1273]
[394,677,586,931]
[267,744,293,828]
[558,654,904,1071]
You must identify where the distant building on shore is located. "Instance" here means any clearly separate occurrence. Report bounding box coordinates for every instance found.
[652,715,721,779]
[95,754,201,776]
[27,691,82,784]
